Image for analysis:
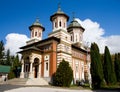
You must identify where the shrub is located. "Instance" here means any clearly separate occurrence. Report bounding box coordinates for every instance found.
[53,59,73,87]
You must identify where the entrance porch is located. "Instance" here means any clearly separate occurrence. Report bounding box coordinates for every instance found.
[20,54,41,79]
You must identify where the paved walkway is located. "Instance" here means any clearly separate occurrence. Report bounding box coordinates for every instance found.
[4,87,92,92]
[0,84,119,92]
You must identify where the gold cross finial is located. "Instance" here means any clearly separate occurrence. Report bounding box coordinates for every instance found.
[58,2,61,11]
[72,12,75,20]
[36,17,39,23]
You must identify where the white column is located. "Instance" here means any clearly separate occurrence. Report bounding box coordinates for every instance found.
[30,62,33,73]
[29,58,34,78]
[20,59,24,78]
[38,62,41,78]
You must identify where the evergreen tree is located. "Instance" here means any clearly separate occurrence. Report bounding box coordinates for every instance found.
[13,54,21,78]
[5,49,11,65]
[0,40,4,65]
[114,53,120,82]
[103,46,116,85]
[90,43,105,89]
[53,59,73,87]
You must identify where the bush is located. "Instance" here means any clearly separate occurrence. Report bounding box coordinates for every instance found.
[52,59,73,87]
[8,68,15,79]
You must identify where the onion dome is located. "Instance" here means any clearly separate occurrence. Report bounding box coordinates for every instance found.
[67,19,85,31]
[29,18,45,31]
[50,4,69,21]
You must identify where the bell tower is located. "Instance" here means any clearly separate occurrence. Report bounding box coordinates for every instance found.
[50,4,69,32]
[49,4,72,66]
[27,18,45,45]
[67,18,85,47]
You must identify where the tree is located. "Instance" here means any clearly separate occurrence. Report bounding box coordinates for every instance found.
[103,46,116,85]
[12,54,21,78]
[114,53,120,82]
[53,59,73,87]
[5,49,11,65]
[90,43,105,89]
[0,40,4,65]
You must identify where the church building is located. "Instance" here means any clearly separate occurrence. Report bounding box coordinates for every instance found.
[19,6,90,84]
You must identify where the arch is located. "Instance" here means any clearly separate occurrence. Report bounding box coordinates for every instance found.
[33,58,39,78]
[24,57,30,78]
[59,21,62,27]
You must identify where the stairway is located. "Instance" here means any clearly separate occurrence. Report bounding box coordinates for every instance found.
[26,78,49,86]
[5,78,49,86]
[6,78,28,85]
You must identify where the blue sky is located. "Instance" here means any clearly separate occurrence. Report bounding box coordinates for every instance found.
[0,0,120,40]
[0,0,120,54]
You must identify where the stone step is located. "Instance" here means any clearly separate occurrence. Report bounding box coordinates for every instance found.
[26,78,49,86]
[5,78,49,86]
[6,78,28,85]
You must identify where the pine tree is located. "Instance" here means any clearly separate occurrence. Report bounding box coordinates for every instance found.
[5,49,11,65]
[103,46,116,85]
[114,53,120,82]
[53,59,73,87]
[90,43,105,89]
[0,40,4,65]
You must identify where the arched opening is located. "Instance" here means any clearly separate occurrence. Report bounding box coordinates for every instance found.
[33,58,39,78]
[59,21,61,27]
[24,57,30,78]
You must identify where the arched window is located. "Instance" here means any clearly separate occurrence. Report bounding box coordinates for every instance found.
[55,22,57,28]
[64,22,65,28]
[71,35,73,41]
[32,31,34,37]
[59,21,61,27]
[35,32,37,36]
[39,32,41,37]
[76,35,77,42]
[46,62,48,70]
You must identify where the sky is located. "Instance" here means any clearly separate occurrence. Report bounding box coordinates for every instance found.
[0,0,120,55]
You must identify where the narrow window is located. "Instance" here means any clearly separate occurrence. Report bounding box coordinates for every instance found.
[59,21,61,27]
[76,65,78,72]
[65,36,67,41]
[39,32,41,37]
[71,35,73,41]
[46,62,48,70]
[35,32,37,36]
[64,22,65,28]
[32,31,34,37]
[55,22,57,28]
[76,35,77,42]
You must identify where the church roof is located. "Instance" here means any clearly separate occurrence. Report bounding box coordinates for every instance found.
[50,5,69,21]
[67,19,85,31]
[29,18,45,31]
[19,36,60,50]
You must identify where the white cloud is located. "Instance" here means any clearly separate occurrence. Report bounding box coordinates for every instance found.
[4,19,120,55]
[5,33,29,55]
[75,18,120,54]
[105,35,120,54]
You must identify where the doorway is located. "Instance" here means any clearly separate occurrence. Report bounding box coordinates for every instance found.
[33,58,39,78]
[24,57,30,78]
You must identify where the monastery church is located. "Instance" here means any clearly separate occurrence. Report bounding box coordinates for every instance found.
[19,6,90,84]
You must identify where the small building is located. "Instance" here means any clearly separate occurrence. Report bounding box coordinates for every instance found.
[19,6,91,84]
[0,65,10,82]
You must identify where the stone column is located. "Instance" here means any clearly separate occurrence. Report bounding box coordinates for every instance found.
[20,59,24,78]
[29,57,34,78]
[38,61,41,78]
